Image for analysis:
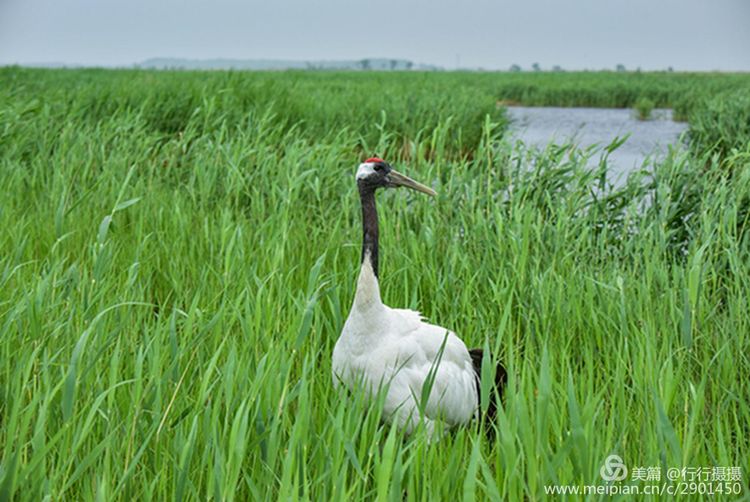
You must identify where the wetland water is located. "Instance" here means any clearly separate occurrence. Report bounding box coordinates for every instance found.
[507,106,689,181]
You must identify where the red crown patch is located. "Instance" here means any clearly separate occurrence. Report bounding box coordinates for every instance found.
[364,157,384,164]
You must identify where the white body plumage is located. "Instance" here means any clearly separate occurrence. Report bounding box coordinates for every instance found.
[332,252,478,436]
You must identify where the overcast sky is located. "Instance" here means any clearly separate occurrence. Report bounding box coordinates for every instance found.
[1,0,748,71]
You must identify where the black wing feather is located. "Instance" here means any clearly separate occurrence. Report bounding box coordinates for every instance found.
[468,348,507,424]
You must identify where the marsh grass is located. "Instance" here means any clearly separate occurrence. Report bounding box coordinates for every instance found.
[687,89,750,166]
[0,68,749,500]
[633,97,655,121]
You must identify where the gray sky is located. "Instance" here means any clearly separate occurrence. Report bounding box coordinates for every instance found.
[1,0,748,71]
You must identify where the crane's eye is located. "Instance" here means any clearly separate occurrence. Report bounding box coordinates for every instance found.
[374,164,384,172]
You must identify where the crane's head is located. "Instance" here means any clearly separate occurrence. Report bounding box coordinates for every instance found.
[356,157,437,196]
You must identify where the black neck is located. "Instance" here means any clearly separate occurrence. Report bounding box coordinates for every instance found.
[358,183,379,278]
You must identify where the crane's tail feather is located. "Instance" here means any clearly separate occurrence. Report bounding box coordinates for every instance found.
[468,348,507,425]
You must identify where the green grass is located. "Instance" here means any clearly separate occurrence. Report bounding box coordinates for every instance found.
[1,68,749,500]
[687,89,750,166]
[633,97,655,121]
[489,70,749,122]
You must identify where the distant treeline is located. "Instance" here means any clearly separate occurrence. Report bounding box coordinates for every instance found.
[137,58,440,71]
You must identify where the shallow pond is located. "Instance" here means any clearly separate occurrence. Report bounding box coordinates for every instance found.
[506,106,689,181]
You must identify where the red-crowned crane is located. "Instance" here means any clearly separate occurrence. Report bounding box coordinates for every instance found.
[332,157,506,438]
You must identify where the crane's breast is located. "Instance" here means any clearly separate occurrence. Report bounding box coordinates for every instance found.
[333,312,478,426]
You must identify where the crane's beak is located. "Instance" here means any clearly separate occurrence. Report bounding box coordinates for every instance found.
[386,169,437,197]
